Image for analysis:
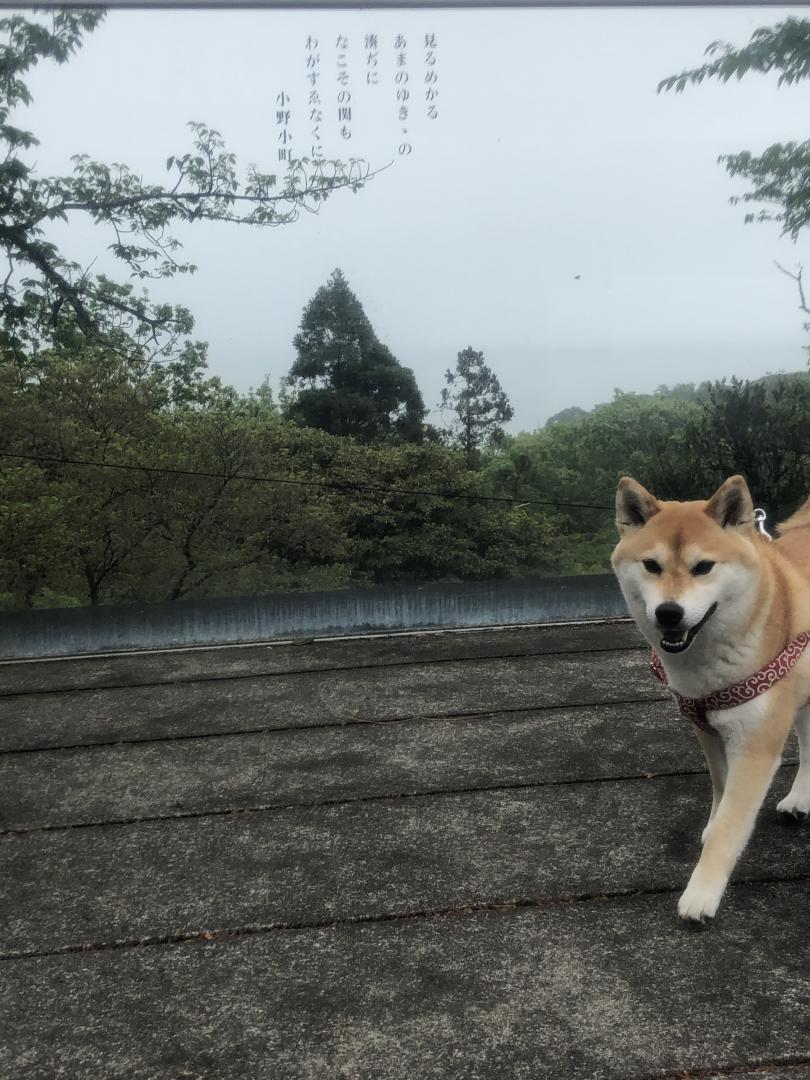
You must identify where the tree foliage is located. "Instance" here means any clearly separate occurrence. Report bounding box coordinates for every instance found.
[439,346,513,466]
[0,10,371,363]
[545,406,587,427]
[490,391,703,527]
[0,339,564,607]
[659,17,810,241]
[4,11,809,608]
[658,18,810,94]
[4,357,810,605]
[284,269,426,443]
[686,376,810,519]
[488,377,810,571]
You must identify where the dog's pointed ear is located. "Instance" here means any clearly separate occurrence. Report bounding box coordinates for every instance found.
[615,477,660,536]
[705,475,754,531]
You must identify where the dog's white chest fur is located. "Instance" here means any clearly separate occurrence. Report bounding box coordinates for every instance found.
[707,692,772,747]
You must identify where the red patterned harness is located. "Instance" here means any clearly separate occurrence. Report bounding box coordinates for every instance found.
[650,631,810,735]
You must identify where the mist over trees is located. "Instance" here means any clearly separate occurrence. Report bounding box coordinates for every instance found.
[3,11,810,609]
[6,354,810,608]
[0,340,555,607]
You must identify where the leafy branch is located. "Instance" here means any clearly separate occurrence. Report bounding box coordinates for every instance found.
[0,9,379,361]
[657,17,810,93]
[658,19,810,240]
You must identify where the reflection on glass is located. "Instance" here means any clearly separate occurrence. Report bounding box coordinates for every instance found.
[1,7,808,613]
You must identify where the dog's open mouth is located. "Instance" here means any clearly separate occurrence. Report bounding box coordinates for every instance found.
[659,603,718,655]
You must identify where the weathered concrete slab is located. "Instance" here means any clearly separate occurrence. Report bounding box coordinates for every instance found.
[2,883,809,1080]
[4,619,808,1080]
[0,649,662,752]
[1,770,805,956]
[704,1073,810,1080]
[0,620,643,696]
[1,699,712,831]
[5,701,797,835]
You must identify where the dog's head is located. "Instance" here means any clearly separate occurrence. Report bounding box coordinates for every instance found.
[611,475,762,656]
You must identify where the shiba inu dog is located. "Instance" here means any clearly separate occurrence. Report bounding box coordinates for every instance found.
[612,475,810,922]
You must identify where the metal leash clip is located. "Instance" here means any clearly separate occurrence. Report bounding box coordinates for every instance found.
[754,508,773,541]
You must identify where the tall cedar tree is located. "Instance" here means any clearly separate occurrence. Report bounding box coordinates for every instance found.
[284,270,426,443]
[440,347,513,467]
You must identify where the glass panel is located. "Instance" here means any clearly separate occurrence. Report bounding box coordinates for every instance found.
[1,5,806,630]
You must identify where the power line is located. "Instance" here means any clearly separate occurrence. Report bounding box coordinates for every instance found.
[0,450,616,512]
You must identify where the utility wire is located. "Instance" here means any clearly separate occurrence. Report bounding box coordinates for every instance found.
[0,450,616,512]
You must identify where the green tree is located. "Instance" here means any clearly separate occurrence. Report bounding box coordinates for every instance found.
[439,347,513,467]
[0,11,371,363]
[652,382,712,403]
[242,375,279,420]
[0,458,71,608]
[545,406,587,427]
[659,19,810,355]
[0,331,256,605]
[486,391,705,570]
[683,376,810,518]
[659,19,810,241]
[283,269,426,443]
[3,338,562,606]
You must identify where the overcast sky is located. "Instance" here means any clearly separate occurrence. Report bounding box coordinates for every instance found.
[20,5,810,430]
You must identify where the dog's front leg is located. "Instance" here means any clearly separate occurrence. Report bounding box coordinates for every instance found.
[695,727,727,844]
[678,703,792,922]
[776,704,810,818]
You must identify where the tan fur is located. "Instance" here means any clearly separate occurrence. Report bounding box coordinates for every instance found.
[776,495,810,585]
[779,493,810,534]
[612,476,810,922]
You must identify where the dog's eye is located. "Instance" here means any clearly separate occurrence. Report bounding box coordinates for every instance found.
[692,560,715,576]
[642,559,662,574]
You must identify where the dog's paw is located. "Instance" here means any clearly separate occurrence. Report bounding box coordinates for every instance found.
[776,790,810,820]
[677,878,722,923]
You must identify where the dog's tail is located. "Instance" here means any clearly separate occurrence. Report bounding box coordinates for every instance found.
[778,494,810,534]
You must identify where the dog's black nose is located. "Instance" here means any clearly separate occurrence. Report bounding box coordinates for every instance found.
[656,602,685,629]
